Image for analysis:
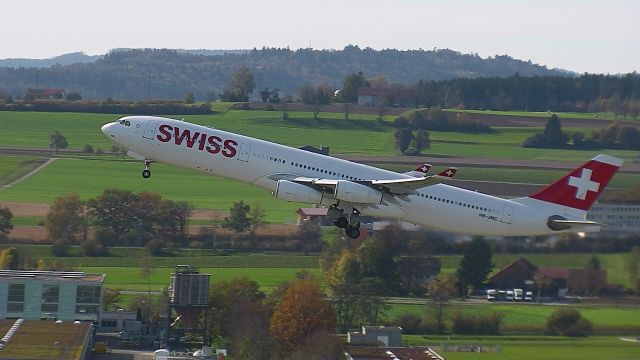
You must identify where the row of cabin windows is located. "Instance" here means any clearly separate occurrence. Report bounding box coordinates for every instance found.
[267,156,364,181]
[418,193,489,212]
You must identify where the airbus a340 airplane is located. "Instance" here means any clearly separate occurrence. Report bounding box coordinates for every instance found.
[102,116,622,239]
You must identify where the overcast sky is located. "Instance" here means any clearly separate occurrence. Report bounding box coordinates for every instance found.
[2,0,638,74]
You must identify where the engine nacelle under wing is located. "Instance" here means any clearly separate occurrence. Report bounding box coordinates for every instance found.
[334,180,383,204]
[274,180,324,203]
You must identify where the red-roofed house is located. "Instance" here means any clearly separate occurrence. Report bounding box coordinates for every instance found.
[488,257,607,298]
[296,207,329,225]
[357,87,386,106]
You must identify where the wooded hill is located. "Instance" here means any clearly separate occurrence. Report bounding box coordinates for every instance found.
[0,47,567,100]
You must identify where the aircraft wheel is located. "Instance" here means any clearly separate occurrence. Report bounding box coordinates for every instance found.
[345,227,360,239]
[334,217,348,229]
[142,169,151,179]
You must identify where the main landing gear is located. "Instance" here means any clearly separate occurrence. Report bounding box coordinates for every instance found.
[327,204,361,239]
[142,159,152,179]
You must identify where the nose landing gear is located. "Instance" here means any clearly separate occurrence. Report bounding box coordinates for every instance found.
[142,159,152,179]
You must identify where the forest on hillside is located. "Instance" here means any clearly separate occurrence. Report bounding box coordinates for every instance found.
[0,47,566,100]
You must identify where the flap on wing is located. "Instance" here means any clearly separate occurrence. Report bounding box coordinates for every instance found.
[266,166,458,196]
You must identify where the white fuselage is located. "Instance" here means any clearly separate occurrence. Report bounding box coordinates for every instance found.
[103,116,565,236]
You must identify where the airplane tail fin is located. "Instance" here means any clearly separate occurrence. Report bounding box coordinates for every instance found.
[527,154,623,212]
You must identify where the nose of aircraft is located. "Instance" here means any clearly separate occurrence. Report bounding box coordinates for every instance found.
[101,122,115,137]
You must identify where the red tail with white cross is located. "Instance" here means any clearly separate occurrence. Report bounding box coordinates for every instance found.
[529,154,623,211]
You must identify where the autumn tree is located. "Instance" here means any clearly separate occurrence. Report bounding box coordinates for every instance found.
[340,71,368,103]
[49,130,68,152]
[220,66,255,101]
[0,206,13,241]
[426,272,459,333]
[0,247,21,269]
[270,277,336,352]
[457,237,494,295]
[208,277,266,338]
[45,193,86,244]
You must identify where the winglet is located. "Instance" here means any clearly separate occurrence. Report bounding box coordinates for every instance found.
[436,167,457,178]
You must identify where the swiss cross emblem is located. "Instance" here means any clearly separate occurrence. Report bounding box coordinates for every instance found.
[568,168,600,200]
[420,165,429,172]
[444,169,454,176]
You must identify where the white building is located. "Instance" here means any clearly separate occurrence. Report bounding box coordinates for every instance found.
[587,202,640,238]
[0,270,105,322]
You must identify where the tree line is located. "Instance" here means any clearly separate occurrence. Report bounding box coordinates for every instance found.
[0,47,564,100]
[0,98,211,115]
[43,191,193,256]
[523,114,640,149]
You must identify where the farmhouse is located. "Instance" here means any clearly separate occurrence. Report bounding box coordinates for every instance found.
[488,257,607,297]
[24,88,66,99]
[357,87,385,106]
[297,207,330,225]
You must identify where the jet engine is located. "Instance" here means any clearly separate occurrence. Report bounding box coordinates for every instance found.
[274,180,324,203]
[334,180,383,204]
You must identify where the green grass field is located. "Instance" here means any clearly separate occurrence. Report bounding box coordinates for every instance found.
[404,336,640,360]
[7,244,634,290]
[0,158,303,222]
[0,155,47,186]
[387,302,640,334]
[446,109,631,121]
[84,266,321,292]
[1,110,638,161]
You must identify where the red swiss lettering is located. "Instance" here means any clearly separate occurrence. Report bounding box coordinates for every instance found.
[222,139,238,158]
[156,124,172,142]
[206,135,222,154]
[156,123,238,160]
[173,127,201,148]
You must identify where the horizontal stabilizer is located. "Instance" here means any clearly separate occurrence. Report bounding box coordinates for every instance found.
[436,167,457,178]
[404,163,431,177]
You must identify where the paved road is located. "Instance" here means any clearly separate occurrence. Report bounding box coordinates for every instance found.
[0,158,57,190]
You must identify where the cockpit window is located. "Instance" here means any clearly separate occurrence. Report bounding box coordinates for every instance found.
[118,120,131,126]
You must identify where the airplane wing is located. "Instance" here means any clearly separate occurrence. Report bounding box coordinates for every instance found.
[270,167,458,195]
